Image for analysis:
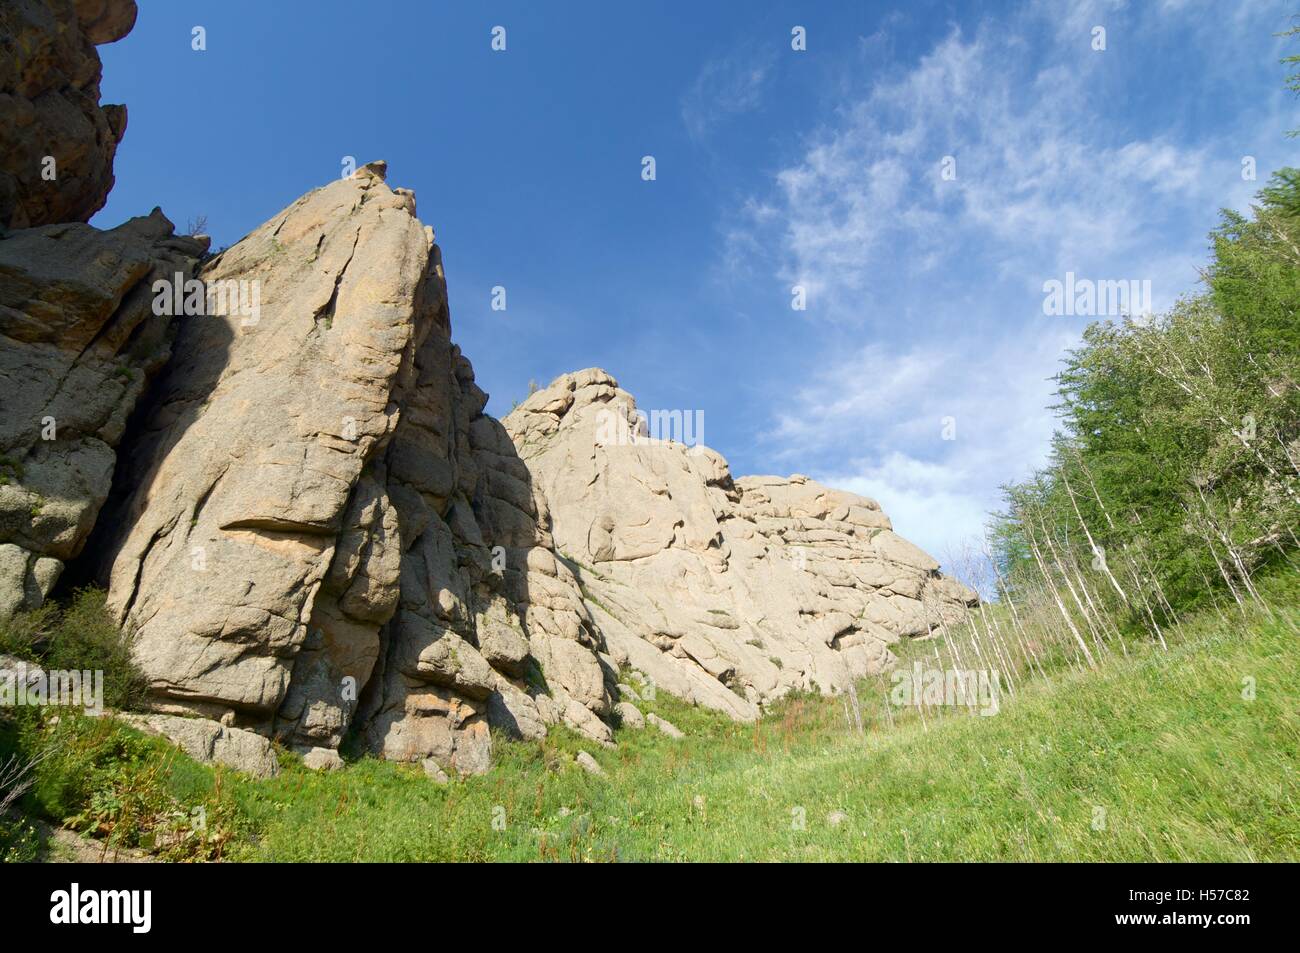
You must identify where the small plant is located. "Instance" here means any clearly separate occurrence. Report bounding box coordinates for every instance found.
[46,589,148,711]
[0,599,56,659]
[0,746,50,862]
[18,713,241,861]
[0,814,39,862]
[0,454,24,482]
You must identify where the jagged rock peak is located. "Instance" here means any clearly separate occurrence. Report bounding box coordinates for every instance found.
[90,168,615,773]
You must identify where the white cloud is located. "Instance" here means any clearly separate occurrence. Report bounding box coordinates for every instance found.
[682,47,775,141]
[825,456,993,576]
[727,0,1291,571]
[771,331,1073,562]
[755,21,1228,318]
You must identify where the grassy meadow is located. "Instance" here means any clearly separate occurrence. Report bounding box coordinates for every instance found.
[3,570,1295,863]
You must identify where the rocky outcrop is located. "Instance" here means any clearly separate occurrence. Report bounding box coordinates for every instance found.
[0,211,206,621]
[0,0,193,623]
[94,164,614,774]
[0,0,975,778]
[0,0,137,230]
[504,370,978,720]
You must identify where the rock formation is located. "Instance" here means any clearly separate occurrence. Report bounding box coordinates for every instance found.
[0,0,203,622]
[504,371,977,720]
[0,0,976,777]
[0,0,136,230]
[93,163,615,774]
[0,212,205,620]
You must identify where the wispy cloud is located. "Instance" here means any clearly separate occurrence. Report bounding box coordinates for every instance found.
[727,0,1292,565]
[682,46,775,141]
[767,331,1074,562]
[752,21,1229,318]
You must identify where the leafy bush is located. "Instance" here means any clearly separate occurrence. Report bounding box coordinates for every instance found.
[0,588,147,711]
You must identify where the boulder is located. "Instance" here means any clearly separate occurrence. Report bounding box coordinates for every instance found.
[613,700,644,729]
[645,712,684,739]
[119,712,280,779]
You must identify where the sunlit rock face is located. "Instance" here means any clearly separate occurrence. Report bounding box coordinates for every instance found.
[504,369,978,721]
[96,165,613,774]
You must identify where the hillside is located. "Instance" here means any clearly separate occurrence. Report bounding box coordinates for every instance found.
[2,569,1294,862]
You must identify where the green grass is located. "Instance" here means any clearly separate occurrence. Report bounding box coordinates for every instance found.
[3,574,1297,861]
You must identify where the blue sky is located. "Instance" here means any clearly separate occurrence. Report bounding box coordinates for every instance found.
[95,0,1297,567]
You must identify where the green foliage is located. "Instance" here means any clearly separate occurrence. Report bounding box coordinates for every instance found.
[224,573,1300,861]
[0,814,40,862]
[991,169,1300,621]
[1,711,243,861]
[0,573,1293,861]
[0,600,57,660]
[0,588,147,711]
[0,454,23,482]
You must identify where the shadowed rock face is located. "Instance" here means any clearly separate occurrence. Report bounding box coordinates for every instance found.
[504,370,978,719]
[96,164,614,773]
[0,211,206,620]
[0,0,137,230]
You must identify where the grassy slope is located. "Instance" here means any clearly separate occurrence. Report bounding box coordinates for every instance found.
[7,574,1298,862]
[224,572,1298,861]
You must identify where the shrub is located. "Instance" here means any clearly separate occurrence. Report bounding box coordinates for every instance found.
[0,588,147,711]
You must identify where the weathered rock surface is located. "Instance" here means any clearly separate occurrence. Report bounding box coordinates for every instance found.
[0,211,206,620]
[94,164,614,774]
[0,0,137,230]
[118,712,280,778]
[504,370,977,720]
